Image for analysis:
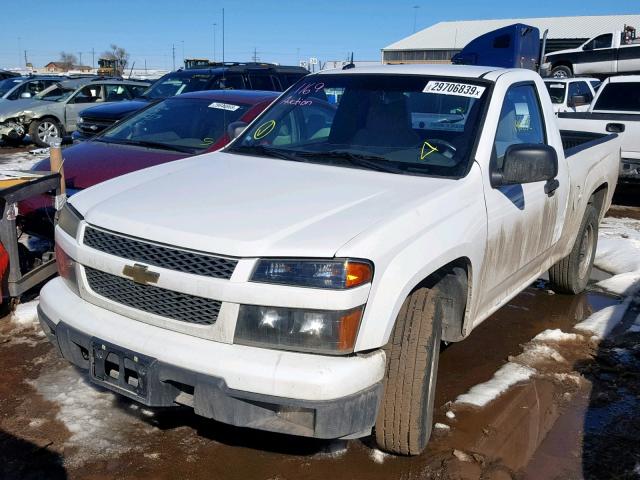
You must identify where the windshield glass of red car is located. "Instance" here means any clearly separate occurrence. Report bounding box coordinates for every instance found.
[99,97,249,152]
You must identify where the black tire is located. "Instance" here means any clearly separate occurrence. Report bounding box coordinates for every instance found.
[374,285,443,455]
[548,204,598,294]
[28,118,62,148]
[551,65,572,79]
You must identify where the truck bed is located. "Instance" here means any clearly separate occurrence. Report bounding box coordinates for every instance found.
[560,130,617,157]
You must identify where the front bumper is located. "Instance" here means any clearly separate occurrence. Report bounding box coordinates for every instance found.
[38,278,385,439]
[0,121,25,139]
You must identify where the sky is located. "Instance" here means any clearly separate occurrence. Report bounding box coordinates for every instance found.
[0,0,638,71]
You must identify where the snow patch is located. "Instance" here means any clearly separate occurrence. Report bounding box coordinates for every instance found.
[316,440,348,459]
[533,329,581,343]
[369,448,390,464]
[511,344,566,366]
[30,365,154,466]
[595,217,640,296]
[455,363,536,407]
[445,410,456,420]
[11,299,39,326]
[434,422,450,431]
[0,150,49,171]
[574,298,631,339]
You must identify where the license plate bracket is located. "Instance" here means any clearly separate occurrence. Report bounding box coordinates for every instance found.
[90,339,154,401]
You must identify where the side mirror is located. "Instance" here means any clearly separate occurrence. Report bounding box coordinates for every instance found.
[20,92,32,99]
[492,144,558,187]
[227,121,248,141]
[568,95,588,107]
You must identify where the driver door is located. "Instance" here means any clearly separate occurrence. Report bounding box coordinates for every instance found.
[65,85,104,131]
[477,83,567,318]
[575,34,616,75]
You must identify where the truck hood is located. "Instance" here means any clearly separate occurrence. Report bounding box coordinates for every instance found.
[0,98,44,122]
[80,100,150,121]
[71,151,453,258]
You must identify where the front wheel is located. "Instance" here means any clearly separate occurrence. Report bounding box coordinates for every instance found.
[28,119,62,148]
[548,205,598,294]
[551,65,572,78]
[375,286,442,455]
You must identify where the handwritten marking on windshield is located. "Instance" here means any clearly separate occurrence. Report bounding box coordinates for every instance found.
[420,141,439,160]
[254,120,276,140]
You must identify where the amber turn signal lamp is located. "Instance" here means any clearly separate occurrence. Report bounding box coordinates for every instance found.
[345,261,373,288]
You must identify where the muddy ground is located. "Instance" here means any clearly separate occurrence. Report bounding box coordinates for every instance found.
[0,269,638,479]
[0,143,639,479]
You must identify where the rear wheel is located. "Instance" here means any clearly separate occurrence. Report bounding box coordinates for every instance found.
[29,118,62,148]
[548,204,598,294]
[374,285,443,455]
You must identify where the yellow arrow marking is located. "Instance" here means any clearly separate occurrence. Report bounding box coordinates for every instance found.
[420,141,438,160]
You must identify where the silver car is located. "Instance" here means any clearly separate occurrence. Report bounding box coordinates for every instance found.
[0,78,149,147]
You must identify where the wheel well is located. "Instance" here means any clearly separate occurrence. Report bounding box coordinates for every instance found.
[29,116,64,135]
[552,61,573,73]
[411,258,471,343]
[589,183,608,219]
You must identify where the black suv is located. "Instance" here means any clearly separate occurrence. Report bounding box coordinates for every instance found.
[75,63,308,139]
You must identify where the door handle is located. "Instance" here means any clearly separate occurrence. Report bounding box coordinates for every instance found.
[606,123,625,133]
[545,178,560,196]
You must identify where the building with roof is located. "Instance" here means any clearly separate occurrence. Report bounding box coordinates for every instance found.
[382,14,640,64]
[43,62,93,73]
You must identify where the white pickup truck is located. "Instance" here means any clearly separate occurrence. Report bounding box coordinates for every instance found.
[38,64,621,455]
[558,75,640,185]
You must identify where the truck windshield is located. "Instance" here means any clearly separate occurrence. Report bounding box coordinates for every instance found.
[143,73,219,100]
[227,74,489,177]
[594,83,640,112]
[97,97,249,153]
[545,82,567,104]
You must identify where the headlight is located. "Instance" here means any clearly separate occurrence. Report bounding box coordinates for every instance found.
[57,203,83,239]
[234,304,363,354]
[251,258,373,289]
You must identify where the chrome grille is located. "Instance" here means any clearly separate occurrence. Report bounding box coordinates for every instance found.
[83,226,237,279]
[85,267,221,326]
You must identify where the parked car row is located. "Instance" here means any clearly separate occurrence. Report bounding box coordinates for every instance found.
[0,77,150,147]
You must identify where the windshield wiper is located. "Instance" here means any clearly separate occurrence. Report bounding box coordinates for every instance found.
[229,145,311,163]
[298,150,405,174]
[97,138,194,153]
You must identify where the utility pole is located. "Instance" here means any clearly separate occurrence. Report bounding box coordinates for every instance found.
[172,44,176,70]
[252,47,259,62]
[144,59,147,74]
[222,8,225,64]
[181,40,185,63]
[413,5,420,33]
[92,48,95,68]
[212,23,217,62]
[78,52,83,66]
[23,50,28,67]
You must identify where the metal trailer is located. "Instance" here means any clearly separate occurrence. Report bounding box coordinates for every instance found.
[0,172,61,304]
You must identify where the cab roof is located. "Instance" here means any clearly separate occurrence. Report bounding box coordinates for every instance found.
[316,63,507,79]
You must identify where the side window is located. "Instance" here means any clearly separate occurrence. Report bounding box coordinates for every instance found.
[493,84,545,162]
[72,85,103,104]
[248,74,276,91]
[568,82,580,99]
[105,84,131,102]
[588,34,613,50]
[127,84,147,97]
[219,74,245,90]
[577,82,593,102]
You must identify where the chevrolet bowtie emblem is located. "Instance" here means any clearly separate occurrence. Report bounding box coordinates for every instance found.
[122,263,160,285]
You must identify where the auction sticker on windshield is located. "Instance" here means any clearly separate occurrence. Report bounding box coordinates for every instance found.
[209,102,240,111]
[423,81,486,99]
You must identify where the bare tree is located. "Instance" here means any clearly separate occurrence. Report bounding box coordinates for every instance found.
[101,44,130,75]
[59,51,78,71]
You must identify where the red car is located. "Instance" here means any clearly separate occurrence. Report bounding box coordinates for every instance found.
[21,89,279,240]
